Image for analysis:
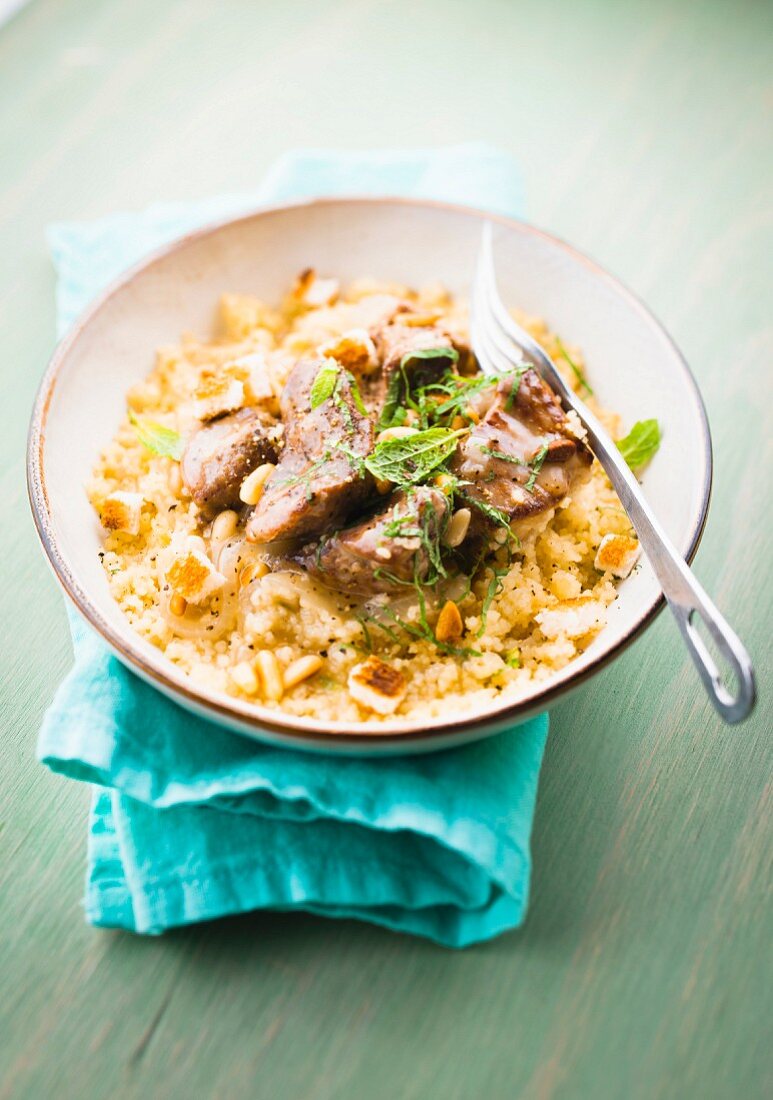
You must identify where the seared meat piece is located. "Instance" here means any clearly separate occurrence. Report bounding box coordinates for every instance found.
[180,407,281,516]
[365,322,459,420]
[452,369,593,526]
[375,322,458,375]
[246,359,374,544]
[296,487,450,596]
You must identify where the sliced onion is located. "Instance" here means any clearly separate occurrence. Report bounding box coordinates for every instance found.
[160,534,242,640]
[160,587,235,641]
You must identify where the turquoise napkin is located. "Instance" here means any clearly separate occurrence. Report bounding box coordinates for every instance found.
[38,145,548,947]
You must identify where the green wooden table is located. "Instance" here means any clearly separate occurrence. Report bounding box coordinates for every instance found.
[1,1,770,1096]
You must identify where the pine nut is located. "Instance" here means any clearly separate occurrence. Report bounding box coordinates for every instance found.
[433,473,455,494]
[283,655,324,690]
[168,463,183,497]
[255,650,284,701]
[400,311,441,327]
[211,509,238,542]
[463,405,480,424]
[169,593,188,617]
[239,462,276,505]
[435,600,463,643]
[404,410,419,425]
[375,426,419,444]
[230,661,259,695]
[444,508,471,548]
[239,560,269,588]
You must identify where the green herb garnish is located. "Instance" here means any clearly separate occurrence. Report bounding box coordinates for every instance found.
[556,336,593,396]
[316,674,341,691]
[479,445,528,467]
[346,371,368,416]
[377,369,405,430]
[617,419,661,470]
[364,427,466,487]
[309,360,340,409]
[402,346,459,371]
[477,566,507,637]
[333,386,354,431]
[504,365,529,410]
[524,443,549,492]
[310,365,368,433]
[375,603,480,658]
[432,373,495,420]
[377,347,459,430]
[504,650,521,668]
[476,441,549,493]
[458,491,512,534]
[128,411,184,460]
[274,451,332,500]
[331,439,367,476]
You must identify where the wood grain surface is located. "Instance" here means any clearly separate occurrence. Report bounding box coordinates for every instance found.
[0,1,770,1097]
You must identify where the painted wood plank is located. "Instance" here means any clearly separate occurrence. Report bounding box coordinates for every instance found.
[1,0,770,1097]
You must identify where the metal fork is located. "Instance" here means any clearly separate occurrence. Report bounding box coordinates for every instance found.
[471,223,755,724]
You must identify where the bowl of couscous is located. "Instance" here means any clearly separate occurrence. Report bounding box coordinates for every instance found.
[27,198,712,753]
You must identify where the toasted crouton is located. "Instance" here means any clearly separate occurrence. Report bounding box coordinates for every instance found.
[166,548,226,605]
[536,598,607,640]
[594,533,641,578]
[319,328,379,375]
[290,268,340,309]
[192,368,246,422]
[231,351,281,414]
[100,491,143,535]
[348,656,406,715]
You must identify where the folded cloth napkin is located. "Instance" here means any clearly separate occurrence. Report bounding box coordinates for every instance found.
[38,144,548,947]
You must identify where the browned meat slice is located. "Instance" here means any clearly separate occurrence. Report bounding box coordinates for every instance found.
[375,322,458,374]
[180,407,281,516]
[363,322,459,421]
[246,359,374,544]
[452,369,593,527]
[296,487,450,596]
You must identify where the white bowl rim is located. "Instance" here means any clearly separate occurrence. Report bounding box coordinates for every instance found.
[27,195,712,750]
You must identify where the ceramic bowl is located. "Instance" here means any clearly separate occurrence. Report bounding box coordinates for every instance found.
[27,198,711,753]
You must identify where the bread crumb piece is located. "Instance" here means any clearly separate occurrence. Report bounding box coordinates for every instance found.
[348,656,406,715]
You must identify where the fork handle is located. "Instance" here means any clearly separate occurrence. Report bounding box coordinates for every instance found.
[480,223,755,723]
[586,424,756,724]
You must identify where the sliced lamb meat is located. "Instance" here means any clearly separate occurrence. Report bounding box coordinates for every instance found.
[452,369,593,527]
[362,322,459,420]
[375,321,458,374]
[246,358,374,544]
[295,487,450,597]
[180,407,281,516]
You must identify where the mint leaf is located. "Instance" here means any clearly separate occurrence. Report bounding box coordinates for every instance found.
[400,345,459,370]
[377,369,405,430]
[617,419,661,470]
[364,427,466,487]
[345,371,368,416]
[524,443,549,491]
[458,490,512,533]
[309,360,339,409]
[128,411,184,460]
[377,347,460,431]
